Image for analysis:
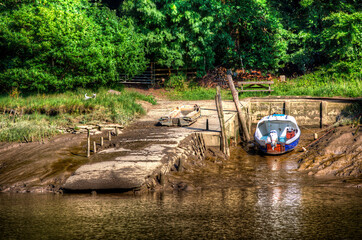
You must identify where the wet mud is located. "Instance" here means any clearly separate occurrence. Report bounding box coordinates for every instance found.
[298,125,361,177]
[0,120,176,193]
[1,117,361,194]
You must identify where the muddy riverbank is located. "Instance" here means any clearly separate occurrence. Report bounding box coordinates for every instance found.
[298,125,361,178]
[153,126,362,193]
[0,120,172,193]
[0,98,361,193]
[1,135,361,239]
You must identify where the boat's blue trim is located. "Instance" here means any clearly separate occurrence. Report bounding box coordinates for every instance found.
[285,137,299,151]
[273,114,285,117]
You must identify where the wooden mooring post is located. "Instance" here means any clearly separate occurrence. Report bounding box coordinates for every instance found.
[100,137,104,146]
[87,129,90,158]
[226,70,251,142]
[215,86,230,158]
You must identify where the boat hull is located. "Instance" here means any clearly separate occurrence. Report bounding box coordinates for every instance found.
[254,114,301,155]
[256,137,300,155]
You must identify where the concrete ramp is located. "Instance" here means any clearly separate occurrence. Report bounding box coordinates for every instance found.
[63,100,238,191]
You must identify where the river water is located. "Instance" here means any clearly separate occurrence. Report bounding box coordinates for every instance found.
[1,147,361,240]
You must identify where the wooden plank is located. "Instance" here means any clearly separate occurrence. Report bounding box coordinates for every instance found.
[121,81,154,84]
[239,89,274,92]
[243,85,269,89]
[239,81,274,85]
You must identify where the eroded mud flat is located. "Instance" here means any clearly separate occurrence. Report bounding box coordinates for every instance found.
[298,126,361,177]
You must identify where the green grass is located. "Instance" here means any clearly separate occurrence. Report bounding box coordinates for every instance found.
[0,88,156,142]
[166,71,362,100]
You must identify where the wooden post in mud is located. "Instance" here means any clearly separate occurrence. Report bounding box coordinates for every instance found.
[87,129,90,158]
[215,86,230,158]
[108,131,111,141]
[226,70,250,142]
[93,141,97,153]
[247,104,252,137]
[100,137,104,146]
[320,101,328,128]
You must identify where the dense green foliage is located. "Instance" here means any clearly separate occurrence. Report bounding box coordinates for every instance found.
[118,0,361,75]
[0,0,147,92]
[0,88,156,142]
[0,0,360,92]
[120,0,288,71]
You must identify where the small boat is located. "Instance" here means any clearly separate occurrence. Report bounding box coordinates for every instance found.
[254,114,300,154]
[159,104,201,127]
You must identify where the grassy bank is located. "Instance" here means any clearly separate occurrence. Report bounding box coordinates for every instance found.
[166,72,362,100]
[0,88,156,142]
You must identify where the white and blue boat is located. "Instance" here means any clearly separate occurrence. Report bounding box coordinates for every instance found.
[254,114,301,154]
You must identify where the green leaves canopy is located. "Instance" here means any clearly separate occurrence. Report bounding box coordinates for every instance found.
[0,0,147,92]
[121,0,287,71]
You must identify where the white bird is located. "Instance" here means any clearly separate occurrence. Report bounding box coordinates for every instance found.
[84,93,96,100]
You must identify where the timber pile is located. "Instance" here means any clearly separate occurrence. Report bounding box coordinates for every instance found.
[200,67,275,88]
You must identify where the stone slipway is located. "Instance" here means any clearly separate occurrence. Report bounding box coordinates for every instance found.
[63,100,238,191]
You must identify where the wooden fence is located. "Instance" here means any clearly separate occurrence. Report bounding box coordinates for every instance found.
[120,63,196,85]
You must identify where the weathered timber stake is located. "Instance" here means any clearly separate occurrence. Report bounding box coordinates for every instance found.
[215,86,230,158]
[115,127,119,136]
[100,137,104,146]
[226,70,251,142]
[206,118,209,130]
[354,125,360,136]
[108,131,111,141]
[87,129,90,158]
[197,133,205,156]
[93,141,97,153]
[178,158,183,172]
[314,133,318,140]
[247,105,252,137]
[321,101,328,128]
[159,172,165,185]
